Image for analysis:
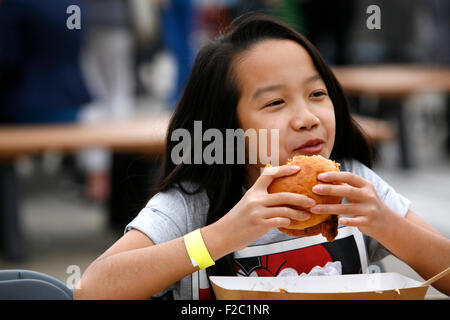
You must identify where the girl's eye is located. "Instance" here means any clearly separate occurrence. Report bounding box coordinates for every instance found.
[265,100,284,108]
[310,91,327,98]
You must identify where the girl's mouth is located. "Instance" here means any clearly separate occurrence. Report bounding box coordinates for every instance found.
[293,140,324,156]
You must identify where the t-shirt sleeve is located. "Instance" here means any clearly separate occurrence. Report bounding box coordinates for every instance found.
[343,160,412,262]
[124,188,189,244]
[123,188,189,298]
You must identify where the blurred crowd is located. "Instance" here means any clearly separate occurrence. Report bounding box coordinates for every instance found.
[0,0,449,212]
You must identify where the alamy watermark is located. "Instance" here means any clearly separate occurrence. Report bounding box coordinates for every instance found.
[66,5,81,30]
[366,5,381,30]
[171,121,280,167]
[66,265,81,290]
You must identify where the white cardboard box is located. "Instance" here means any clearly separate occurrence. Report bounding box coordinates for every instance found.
[210,273,431,300]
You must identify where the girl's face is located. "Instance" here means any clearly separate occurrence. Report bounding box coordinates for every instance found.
[235,39,336,184]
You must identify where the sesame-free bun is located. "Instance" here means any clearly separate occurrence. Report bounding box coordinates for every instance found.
[267,155,341,241]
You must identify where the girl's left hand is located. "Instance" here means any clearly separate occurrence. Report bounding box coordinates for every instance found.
[309,171,393,239]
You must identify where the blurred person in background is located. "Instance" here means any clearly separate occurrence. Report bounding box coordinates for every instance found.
[0,0,136,205]
[348,0,450,157]
[0,0,94,187]
[154,0,274,110]
[272,0,356,65]
[0,0,92,260]
[79,0,136,203]
[159,0,195,110]
[0,0,90,124]
[349,0,422,64]
[405,0,450,156]
[424,0,450,154]
[191,0,272,51]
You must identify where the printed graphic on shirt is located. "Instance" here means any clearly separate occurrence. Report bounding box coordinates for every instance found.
[191,226,368,300]
[235,244,333,277]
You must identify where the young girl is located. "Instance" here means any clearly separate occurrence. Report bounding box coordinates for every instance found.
[75,14,450,299]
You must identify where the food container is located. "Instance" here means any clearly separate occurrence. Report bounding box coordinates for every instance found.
[210,269,448,300]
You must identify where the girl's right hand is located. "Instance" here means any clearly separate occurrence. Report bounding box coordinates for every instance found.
[213,165,316,252]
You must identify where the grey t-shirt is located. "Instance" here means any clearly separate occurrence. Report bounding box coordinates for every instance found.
[125,159,411,300]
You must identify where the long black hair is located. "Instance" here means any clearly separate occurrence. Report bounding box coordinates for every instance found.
[153,13,372,277]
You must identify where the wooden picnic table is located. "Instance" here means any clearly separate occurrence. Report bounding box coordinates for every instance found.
[0,115,170,159]
[332,65,450,98]
[0,113,392,158]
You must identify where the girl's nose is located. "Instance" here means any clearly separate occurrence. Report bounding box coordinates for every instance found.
[290,104,320,131]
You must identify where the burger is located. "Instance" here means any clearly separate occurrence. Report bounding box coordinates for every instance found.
[267,155,342,242]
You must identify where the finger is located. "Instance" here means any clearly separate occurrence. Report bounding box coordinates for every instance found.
[339,216,366,227]
[265,217,291,229]
[317,171,367,188]
[312,183,364,200]
[310,203,360,215]
[263,206,311,222]
[256,165,300,189]
[263,192,316,208]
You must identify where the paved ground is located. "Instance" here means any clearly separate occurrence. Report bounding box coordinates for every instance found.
[0,96,449,299]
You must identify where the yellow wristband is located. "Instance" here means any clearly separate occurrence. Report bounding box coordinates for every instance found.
[183,228,215,269]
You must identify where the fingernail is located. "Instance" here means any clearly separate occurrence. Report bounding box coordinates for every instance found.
[306,198,316,207]
[312,185,323,193]
[318,173,328,180]
[289,165,300,171]
[302,213,311,220]
[262,166,278,175]
[310,205,321,213]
